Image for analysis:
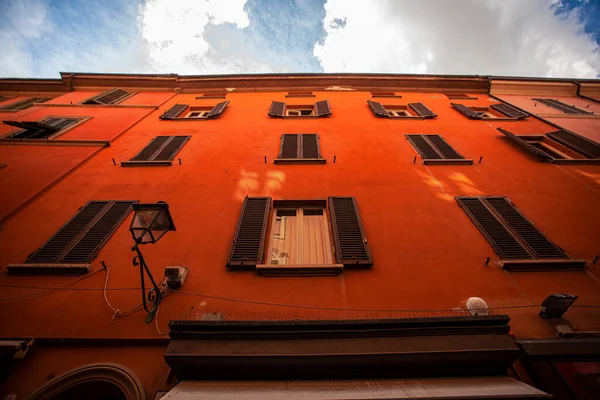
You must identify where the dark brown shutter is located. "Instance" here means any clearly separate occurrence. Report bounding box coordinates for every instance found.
[328,197,372,266]
[426,135,463,159]
[301,134,320,159]
[227,197,271,268]
[409,103,437,118]
[207,100,230,118]
[94,89,129,105]
[160,104,188,120]
[3,120,60,132]
[497,128,554,162]
[280,134,299,159]
[44,118,79,130]
[485,197,566,259]
[451,103,482,119]
[269,101,286,117]
[533,98,591,115]
[131,136,170,161]
[367,100,389,117]
[154,136,191,161]
[445,93,474,100]
[315,100,332,117]
[455,197,532,260]
[490,103,529,119]
[0,97,50,111]
[546,130,600,158]
[405,135,442,159]
[61,201,137,263]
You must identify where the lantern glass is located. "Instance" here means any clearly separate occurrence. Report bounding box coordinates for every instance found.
[129,203,175,244]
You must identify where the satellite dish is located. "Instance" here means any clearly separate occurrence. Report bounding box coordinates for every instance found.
[467,297,489,316]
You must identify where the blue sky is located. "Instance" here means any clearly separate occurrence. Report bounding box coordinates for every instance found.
[0,0,599,78]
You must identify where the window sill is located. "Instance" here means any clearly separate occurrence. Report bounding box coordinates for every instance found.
[196,96,226,99]
[274,158,326,165]
[422,159,473,165]
[0,139,109,147]
[372,95,402,98]
[500,259,586,271]
[256,263,343,277]
[552,158,600,165]
[482,117,519,121]
[6,263,92,275]
[535,113,597,118]
[121,160,173,167]
[168,117,208,121]
[389,116,426,120]
[281,115,319,119]
[285,94,316,98]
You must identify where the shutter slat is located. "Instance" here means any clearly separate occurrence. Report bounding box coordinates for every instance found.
[546,130,600,159]
[301,134,320,159]
[408,103,437,118]
[280,134,299,159]
[207,101,229,118]
[456,197,532,260]
[533,98,591,115]
[269,101,286,117]
[484,197,566,259]
[27,202,110,263]
[426,135,463,159]
[160,104,188,120]
[328,197,372,266]
[367,100,389,117]
[406,135,442,159]
[451,103,482,119]
[153,136,191,161]
[131,136,170,161]
[227,197,271,267]
[315,100,332,117]
[490,103,529,119]
[497,128,554,161]
[61,201,136,263]
[93,89,129,105]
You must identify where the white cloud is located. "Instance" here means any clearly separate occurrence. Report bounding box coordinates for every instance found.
[314,0,600,78]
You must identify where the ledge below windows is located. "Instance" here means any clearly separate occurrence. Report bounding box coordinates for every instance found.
[5,263,92,275]
[257,263,343,277]
[274,158,326,165]
[120,160,173,167]
[500,258,587,271]
[422,159,474,165]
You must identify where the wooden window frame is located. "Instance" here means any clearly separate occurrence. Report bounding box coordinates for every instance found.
[79,89,134,105]
[162,101,229,121]
[367,101,436,119]
[284,105,317,118]
[269,100,331,118]
[406,134,473,165]
[274,133,326,165]
[121,135,191,167]
[1,116,91,140]
[469,106,516,121]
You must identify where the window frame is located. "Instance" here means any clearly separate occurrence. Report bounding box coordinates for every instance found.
[1,115,90,140]
[274,133,326,164]
[284,105,317,118]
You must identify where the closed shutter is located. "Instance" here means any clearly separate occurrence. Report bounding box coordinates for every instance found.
[27,201,136,264]
[279,134,299,158]
[153,136,191,161]
[269,101,286,117]
[497,128,554,161]
[406,135,442,159]
[44,118,80,130]
[301,134,320,158]
[451,103,482,119]
[207,100,230,118]
[490,104,529,119]
[227,197,271,268]
[94,89,129,105]
[546,130,600,159]
[533,98,591,115]
[456,197,532,260]
[160,104,188,120]
[131,136,170,161]
[426,135,463,159]
[315,100,332,117]
[409,103,437,118]
[367,100,389,117]
[0,97,50,111]
[328,197,372,266]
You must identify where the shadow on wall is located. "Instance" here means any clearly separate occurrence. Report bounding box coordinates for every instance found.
[235,168,286,200]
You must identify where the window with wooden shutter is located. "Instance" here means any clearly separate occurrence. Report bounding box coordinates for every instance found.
[121,136,191,167]
[328,196,372,267]
[82,89,130,105]
[275,133,325,164]
[532,98,592,115]
[406,134,472,165]
[451,103,483,119]
[3,117,84,139]
[0,97,51,111]
[269,101,286,117]
[456,196,584,271]
[490,103,529,119]
[227,197,271,269]
[6,200,138,274]
[367,101,436,119]
[160,104,189,120]
[408,103,437,118]
[315,100,332,117]
[371,92,401,98]
[206,101,229,118]
[268,100,332,118]
[367,100,389,117]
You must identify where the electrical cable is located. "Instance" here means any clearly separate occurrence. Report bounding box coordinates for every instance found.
[102,262,142,320]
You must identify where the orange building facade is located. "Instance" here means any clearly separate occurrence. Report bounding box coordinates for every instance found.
[0,73,599,399]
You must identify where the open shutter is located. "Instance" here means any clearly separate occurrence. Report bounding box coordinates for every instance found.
[485,197,566,259]
[455,197,532,260]
[405,135,442,159]
[367,100,389,117]
[301,134,320,159]
[279,134,299,159]
[451,103,482,119]
[154,136,191,161]
[94,89,129,105]
[269,101,286,117]
[533,98,591,115]
[61,201,137,263]
[207,100,230,118]
[490,104,529,119]
[227,197,271,268]
[160,104,188,120]
[315,100,332,117]
[409,103,437,118]
[546,130,600,158]
[328,197,372,266]
[426,135,463,159]
[131,136,170,161]
[498,128,553,162]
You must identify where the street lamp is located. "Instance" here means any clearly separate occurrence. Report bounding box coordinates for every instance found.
[129,201,176,323]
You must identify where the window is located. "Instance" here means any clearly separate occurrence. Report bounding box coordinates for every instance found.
[82,88,130,105]
[6,201,137,275]
[227,197,372,275]
[371,92,401,98]
[268,100,331,118]
[532,98,592,115]
[275,134,325,164]
[121,136,191,167]
[456,196,585,271]
[367,100,436,118]
[160,101,229,120]
[0,97,51,111]
[451,103,529,120]
[499,128,600,164]
[406,134,472,165]
[445,93,477,100]
[2,117,84,139]
[286,91,315,98]
[196,92,227,99]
